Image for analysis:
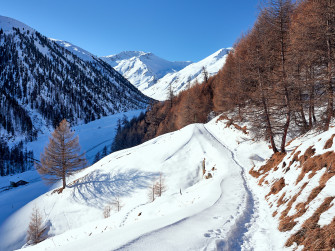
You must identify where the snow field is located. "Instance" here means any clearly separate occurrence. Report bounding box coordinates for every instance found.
[2,123,232,250]
[3,117,268,251]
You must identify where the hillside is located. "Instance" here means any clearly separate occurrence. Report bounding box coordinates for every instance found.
[0,116,282,251]
[250,128,335,250]
[0,15,151,142]
[144,48,231,100]
[0,15,151,175]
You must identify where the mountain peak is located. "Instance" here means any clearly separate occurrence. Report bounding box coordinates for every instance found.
[101,51,192,89]
[105,51,149,61]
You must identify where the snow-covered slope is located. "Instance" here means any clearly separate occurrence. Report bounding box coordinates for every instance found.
[49,39,95,62]
[0,110,143,246]
[0,15,35,33]
[101,51,192,91]
[0,116,287,251]
[101,48,231,101]
[250,126,335,250]
[144,48,231,100]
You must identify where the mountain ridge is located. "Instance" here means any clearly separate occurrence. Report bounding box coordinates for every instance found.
[101,51,192,92]
[101,48,231,100]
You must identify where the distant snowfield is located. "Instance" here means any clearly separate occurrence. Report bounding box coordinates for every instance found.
[0,116,287,251]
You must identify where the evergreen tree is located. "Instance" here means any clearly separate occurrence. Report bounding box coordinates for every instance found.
[101,145,108,158]
[94,152,101,163]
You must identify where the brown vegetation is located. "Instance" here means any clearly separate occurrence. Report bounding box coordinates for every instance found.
[324,134,335,149]
[27,206,46,245]
[249,152,286,181]
[286,197,335,250]
[267,178,285,197]
[254,142,335,249]
[36,119,86,189]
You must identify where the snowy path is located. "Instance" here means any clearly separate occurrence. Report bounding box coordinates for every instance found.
[113,125,255,251]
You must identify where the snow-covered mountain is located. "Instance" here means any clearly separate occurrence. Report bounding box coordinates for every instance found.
[0,15,151,142]
[101,51,192,92]
[50,33,230,101]
[102,48,231,101]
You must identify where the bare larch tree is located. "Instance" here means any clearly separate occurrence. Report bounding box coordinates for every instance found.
[27,206,46,245]
[36,119,87,189]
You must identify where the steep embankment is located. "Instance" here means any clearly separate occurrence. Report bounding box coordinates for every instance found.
[250,128,335,250]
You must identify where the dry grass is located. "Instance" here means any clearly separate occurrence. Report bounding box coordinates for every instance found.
[323,134,335,149]
[250,136,335,249]
[267,177,285,197]
[52,187,64,194]
[215,115,247,134]
[278,184,307,232]
[249,152,286,183]
[286,197,335,250]
[277,192,288,207]
[296,150,335,184]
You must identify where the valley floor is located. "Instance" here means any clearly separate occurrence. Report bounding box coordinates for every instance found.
[1,117,287,251]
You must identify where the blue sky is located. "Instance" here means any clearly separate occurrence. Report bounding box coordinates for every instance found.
[2,0,260,62]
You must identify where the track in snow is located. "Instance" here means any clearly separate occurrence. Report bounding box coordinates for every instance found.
[115,124,255,251]
[204,126,255,250]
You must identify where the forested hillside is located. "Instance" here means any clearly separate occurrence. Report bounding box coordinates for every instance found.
[113,0,335,155]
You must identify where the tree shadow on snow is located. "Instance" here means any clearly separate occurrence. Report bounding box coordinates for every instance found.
[69,169,158,209]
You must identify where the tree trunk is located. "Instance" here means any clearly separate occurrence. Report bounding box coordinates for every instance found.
[280,87,291,153]
[258,68,278,153]
[298,89,308,132]
[62,174,66,189]
[325,5,334,130]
